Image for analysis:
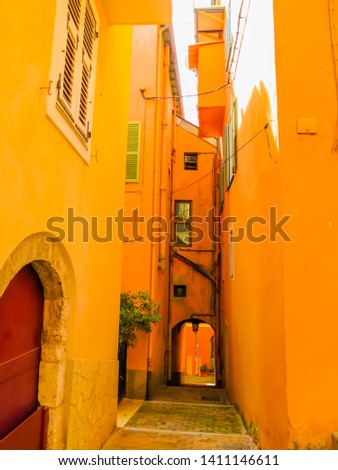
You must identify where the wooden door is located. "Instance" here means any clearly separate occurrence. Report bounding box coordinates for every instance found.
[0,264,47,449]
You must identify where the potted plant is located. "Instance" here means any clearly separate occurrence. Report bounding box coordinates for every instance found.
[200,364,210,377]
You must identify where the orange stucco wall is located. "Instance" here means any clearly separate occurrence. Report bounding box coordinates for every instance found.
[121,25,173,398]
[220,0,287,450]
[169,120,219,382]
[181,323,214,375]
[171,123,217,329]
[102,0,172,25]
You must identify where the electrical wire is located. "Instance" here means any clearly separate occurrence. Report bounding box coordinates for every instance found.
[172,121,269,194]
[140,79,231,101]
[329,0,338,101]
[133,122,271,198]
[329,0,338,151]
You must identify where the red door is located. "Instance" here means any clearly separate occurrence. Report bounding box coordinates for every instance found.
[0,264,47,449]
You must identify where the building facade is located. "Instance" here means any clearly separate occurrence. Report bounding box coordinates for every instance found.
[0,0,171,450]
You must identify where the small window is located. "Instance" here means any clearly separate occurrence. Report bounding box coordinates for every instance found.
[184,153,198,170]
[174,201,192,247]
[174,285,186,297]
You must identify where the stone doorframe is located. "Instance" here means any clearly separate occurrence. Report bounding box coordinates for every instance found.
[0,232,74,449]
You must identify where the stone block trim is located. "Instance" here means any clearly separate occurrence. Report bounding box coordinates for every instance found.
[332,432,338,450]
[65,359,119,450]
[0,232,74,449]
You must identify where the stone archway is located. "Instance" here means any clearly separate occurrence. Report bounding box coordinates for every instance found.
[0,232,74,449]
[171,319,216,387]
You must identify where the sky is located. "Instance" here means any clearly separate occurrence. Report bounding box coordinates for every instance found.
[172,0,225,124]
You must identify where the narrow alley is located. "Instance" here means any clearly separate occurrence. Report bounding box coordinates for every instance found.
[2,0,338,455]
[102,386,256,450]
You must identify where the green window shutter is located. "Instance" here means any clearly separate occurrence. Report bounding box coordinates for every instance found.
[225,98,237,190]
[219,160,224,210]
[126,121,141,182]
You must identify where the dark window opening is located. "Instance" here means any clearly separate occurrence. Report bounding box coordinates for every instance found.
[174,285,187,297]
[184,152,198,170]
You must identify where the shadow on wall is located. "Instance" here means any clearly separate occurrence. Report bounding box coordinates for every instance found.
[223,80,290,450]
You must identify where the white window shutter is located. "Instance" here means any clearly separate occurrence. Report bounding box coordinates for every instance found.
[48,0,99,161]
[76,0,97,140]
[58,0,82,120]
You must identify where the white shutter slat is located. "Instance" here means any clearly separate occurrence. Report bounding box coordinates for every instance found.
[76,0,96,138]
[69,0,81,28]
[62,30,77,107]
[83,1,96,59]
[78,63,90,127]
[58,0,81,119]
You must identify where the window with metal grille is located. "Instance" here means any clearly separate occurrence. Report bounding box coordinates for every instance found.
[47,0,99,162]
[126,122,141,182]
[174,285,186,297]
[184,153,198,170]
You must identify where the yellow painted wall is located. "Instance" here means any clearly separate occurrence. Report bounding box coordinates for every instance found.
[0,0,133,448]
[0,0,132,358]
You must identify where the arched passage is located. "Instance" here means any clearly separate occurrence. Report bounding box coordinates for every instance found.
[0,233,74,449]
[171,319,216,386]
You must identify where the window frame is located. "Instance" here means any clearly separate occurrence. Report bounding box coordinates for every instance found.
[173,285,187,297]
[46,0,100,163]
[173,200,192,247]
[184,152,198,170]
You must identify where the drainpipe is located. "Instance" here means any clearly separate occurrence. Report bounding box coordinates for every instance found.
[214,139,222,388]
[159,42,171,383]
[166,116,176,383]
[158,44,170,273]
[147,24,168,399]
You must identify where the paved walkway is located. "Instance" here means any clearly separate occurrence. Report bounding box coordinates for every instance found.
[102,386,257,450]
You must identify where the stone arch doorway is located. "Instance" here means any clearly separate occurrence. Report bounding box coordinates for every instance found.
[0,233,74,449]
[171,319,216,386]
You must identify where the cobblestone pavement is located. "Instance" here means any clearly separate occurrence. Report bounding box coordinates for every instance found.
[126,402,244,434]
[102,386,257,450]
[151,385,229,404]
[102,428,256,450]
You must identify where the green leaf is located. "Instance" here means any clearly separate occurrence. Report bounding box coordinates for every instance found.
[118,291,161,350]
